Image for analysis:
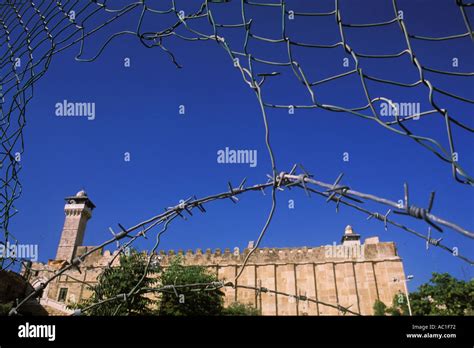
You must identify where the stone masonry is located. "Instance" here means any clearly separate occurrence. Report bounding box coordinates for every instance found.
[24,191,408,315]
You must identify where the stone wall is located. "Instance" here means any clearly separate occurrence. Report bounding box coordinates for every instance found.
[25,236,407,316]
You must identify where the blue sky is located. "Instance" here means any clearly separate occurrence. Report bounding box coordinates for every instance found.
[8,0,473,291]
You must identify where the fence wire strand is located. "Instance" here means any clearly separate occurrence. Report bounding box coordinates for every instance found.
[0,0,472,315]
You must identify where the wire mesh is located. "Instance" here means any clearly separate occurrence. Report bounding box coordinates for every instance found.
[0,0,472,315]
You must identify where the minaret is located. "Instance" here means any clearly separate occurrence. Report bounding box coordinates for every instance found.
[55,190,95,261]
[341,225,361,246]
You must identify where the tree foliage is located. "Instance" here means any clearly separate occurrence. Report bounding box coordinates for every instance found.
[373,299,387,316]
[74,250,159,315]
[0,301,13,316]
[71,253,268,316]
[386,292,409,316]
[373,293,409,316]
[410,273,473,316]
[158,256,224,316]
[373,273,473,316]
[222,302,261,316]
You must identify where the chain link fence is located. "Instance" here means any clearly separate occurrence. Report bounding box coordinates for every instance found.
[0,0,472,315]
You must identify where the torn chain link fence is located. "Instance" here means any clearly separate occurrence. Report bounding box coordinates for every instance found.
[1,0,472,315]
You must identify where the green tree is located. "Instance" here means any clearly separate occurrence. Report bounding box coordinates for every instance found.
[385,292,409,316]
[74,250,160,315]
[158,256,224,316]
[222,302,261,316]
[0,301,13,316]
[373,299,387,316]
[409,273,474,316]
[373,293,409,316]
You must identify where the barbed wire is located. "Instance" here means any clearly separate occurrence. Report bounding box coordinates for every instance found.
[9,167,473,315]
[1,0,472,315]
[73,281,361,316]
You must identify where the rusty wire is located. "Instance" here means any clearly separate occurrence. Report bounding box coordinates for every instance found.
[1,0,473,315]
